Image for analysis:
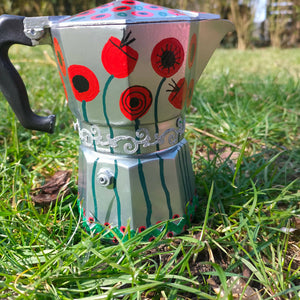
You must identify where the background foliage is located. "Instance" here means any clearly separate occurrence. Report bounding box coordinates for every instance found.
[0,0,300,49]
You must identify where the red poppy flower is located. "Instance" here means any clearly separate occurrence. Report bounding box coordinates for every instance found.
[138,226,146,233]
[186,79,195,107]
[121,0,140,4]
[88,217,94,223]
[167,231,174,238]
[68,65,99,102]
[53,37,66,77]
[188,34,197,69]
[101,30,139,78]
[173,214,180,219]
[91,13,111,20]
[151,37,184,78]
[120,226,126,233]
[120,85,152,120]
[112,5,131,12]
[167,77,187,109]
[104,222,111,228]
[149,236,156,242]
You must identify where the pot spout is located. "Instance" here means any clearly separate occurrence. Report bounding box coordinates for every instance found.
[193,19,234,82]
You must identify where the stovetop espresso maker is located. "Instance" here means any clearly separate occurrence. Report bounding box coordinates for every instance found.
[0,0,234,242]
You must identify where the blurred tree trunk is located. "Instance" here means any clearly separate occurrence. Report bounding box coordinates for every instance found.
[268,0,299,48]
[229,0,254,50]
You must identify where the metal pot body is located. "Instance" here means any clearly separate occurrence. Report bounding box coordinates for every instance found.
[51,22,198,240]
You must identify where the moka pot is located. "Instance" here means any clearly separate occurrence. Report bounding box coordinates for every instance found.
[0,0,234,242]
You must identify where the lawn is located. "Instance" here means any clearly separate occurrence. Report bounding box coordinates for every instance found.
[0,45,299,299]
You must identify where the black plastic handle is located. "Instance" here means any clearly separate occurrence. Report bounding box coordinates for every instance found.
[0,14,55,133]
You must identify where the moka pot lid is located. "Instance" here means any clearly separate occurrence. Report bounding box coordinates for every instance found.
[57,0,220,27]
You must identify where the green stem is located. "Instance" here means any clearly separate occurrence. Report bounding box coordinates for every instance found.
[103,74,115,154]
[154,77,166,151]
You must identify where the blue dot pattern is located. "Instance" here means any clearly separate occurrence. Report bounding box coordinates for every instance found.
[59,0,219,26]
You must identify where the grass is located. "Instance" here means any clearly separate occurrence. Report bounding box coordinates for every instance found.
[0,45,299,299]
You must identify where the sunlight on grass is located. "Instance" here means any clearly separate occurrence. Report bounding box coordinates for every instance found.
[0,46,299,299]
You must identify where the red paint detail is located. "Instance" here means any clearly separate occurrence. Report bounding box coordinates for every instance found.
[112,5,131,12]
[104,222,111,228]
[167,77,187,109]
[151,37,184,78]
[188,34,197,69]
[68,65,99,102]
[101,33,138,78]
[121,0,140,4]
[139,226,146,233]
[167,231,174,238]
[53,37,66,77]
[168,9,185,16]
[131,11,154,17]
[120,85,152,120]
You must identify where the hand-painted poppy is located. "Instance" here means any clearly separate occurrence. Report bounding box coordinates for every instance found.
[167,77,187,109]
[112,5,131,12]
[120,226,126,233]
[120,85,152,120]
[167,231,174,238]
[121,0,140,4]
[68,65,99,102]
[151,37,184,78]
[188,34,197,69]
[101,30,139,78]
[112,237,119,244]
[138,226,146,233]
[53,37,66,77]
[88,217,94,223]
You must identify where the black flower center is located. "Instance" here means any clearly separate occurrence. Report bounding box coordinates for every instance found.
[130,97,140,108]
[72,75,89,93]
[116,6,128,11]
[161,50,176,69]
